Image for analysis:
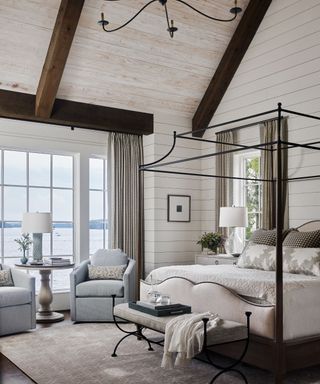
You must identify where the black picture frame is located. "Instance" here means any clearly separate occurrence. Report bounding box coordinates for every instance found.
[167,194,191,222]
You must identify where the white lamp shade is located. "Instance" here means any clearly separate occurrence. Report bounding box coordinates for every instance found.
[22,212,52,233]
[219,207,248,228]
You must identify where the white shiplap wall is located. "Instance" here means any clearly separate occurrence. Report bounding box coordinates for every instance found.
[201,0,320,232]
[144,112,201,275]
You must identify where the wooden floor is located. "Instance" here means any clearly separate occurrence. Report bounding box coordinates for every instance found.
[0,311,71,384]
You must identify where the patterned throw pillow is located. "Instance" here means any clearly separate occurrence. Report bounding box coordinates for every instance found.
[283,247,320,276]
[88,265,127,280]
[283,230,320,248]
[237,243,275,271]
[0,270,14,287]
[250,229,277,246]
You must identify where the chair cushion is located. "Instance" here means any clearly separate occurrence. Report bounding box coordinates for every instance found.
[76,280,124,297]
[0,287,32,308]
[91,249,128,266]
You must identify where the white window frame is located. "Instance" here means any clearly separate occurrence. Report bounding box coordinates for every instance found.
[89,156,109,254]
[233,149,262,243]
[0,149,75,292]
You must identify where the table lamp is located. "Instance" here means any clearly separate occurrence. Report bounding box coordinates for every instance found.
[22,212,52,261]
[219,206,247,256]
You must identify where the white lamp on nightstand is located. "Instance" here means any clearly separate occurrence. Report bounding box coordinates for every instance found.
[219,206,247,257]
[22,212,52,261]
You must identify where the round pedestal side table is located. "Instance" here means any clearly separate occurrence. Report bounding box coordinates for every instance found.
[15,263,75,323]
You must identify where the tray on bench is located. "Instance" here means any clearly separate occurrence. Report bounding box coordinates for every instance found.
[128,301,191,317]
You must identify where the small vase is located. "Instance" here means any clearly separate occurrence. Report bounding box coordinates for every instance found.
[20,251,28,265]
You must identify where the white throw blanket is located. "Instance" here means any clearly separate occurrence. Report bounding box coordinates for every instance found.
[161,312,221,369]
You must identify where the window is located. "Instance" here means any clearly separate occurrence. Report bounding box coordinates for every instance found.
[0,150,74,291]
[233,150,262,242]
[89,157,108,254]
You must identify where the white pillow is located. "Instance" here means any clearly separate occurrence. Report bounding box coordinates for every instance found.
[283,247,320,276]
[237,243,275,271]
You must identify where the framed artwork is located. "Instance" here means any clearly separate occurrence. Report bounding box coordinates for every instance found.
[167,195,191,222]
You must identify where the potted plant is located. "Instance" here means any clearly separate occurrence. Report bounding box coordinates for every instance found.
[14,233,33,264]
[197,232,225,254]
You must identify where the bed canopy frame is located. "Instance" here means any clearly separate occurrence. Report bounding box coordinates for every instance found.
[139,103,320,383]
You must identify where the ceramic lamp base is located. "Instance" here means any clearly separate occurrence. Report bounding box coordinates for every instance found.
[32,233,43,261]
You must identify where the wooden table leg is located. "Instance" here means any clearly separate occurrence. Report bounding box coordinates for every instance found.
[36,269,64,323]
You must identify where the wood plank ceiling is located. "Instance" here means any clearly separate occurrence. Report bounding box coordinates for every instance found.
[0,0,249,120]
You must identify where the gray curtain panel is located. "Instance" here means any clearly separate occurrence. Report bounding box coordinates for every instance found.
[107,133,144,282]
[260,118,288,230]
[215,131,235,237]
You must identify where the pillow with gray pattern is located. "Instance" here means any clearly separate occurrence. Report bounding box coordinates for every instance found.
[283,247,320,276]
[88,264,127,280]
[237,243,275,271]
[250,229,277,246]
[0,270,14,286]
[283,230,320,248]
[238,243,320,276]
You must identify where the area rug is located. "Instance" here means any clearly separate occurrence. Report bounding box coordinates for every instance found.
[1,323,320,384]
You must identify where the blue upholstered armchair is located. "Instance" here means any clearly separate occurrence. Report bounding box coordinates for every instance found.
[70,249,135,322]
[0,265,36,336]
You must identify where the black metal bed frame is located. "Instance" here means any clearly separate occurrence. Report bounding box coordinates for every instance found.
[139,103,320,383]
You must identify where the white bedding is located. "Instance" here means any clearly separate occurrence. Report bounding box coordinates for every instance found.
[146,264,320,305]
[145,264,320,339]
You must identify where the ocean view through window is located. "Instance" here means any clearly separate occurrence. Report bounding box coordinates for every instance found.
[0,150,74,291]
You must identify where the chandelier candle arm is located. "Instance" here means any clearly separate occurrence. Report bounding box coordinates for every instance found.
[99,0,242,38]
[164,3,178,38]
[176,0,240,22]
[98,0,158,33]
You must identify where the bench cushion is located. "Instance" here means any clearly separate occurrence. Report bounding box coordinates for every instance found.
[0,287,32,308]
[114,303,247,344]
[76,280,124,297]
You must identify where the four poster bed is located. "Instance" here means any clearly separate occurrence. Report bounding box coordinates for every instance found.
[139,103,320,383]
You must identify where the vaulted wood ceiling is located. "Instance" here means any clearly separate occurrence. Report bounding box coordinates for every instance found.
[0,0,250,125]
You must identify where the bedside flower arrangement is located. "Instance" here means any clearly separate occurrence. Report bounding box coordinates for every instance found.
[14,233,33,264]
[197,232,225,254]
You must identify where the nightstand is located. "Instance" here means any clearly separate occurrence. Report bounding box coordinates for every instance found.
[195,253,238,266]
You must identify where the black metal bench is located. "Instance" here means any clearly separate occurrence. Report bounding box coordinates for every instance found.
[111,296,251,383]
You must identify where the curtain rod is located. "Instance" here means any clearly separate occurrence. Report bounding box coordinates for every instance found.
[215,116,287,135]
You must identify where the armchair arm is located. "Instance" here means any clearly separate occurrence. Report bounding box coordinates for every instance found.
[11,268,35,292]
[70,260,90,287]
[70,259,90,321]
[123,258,136,302]
[11,268,36,329]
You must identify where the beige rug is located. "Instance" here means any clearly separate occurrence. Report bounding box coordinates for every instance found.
[0,323,319,384]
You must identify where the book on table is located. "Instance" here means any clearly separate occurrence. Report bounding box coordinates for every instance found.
[129,301,191,317]
[136,300,182,310]
[48,257,71,265]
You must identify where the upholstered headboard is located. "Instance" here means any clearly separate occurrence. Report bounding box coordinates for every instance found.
[297,220,320,232]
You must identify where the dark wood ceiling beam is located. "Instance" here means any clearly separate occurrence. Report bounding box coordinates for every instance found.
[192,0,272,137]
[0,90,153,135]
[35,0,84,118]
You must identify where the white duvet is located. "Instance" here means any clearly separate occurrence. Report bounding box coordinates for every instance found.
[146,264,320,305]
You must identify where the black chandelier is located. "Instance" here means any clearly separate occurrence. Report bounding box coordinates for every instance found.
[98,0,242,39]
